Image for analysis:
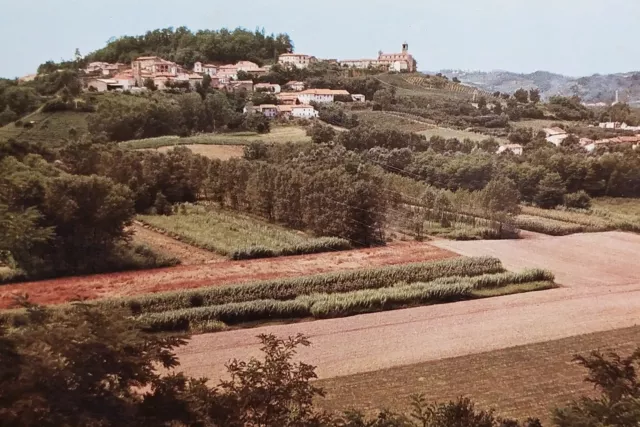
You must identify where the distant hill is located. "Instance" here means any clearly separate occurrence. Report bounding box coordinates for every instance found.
[436,69,640,104]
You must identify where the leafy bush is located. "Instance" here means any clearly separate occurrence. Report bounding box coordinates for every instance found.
[564,191,592,209]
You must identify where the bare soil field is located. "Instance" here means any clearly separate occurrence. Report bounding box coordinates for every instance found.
[0,242,455,308]
[318,326,640,425]
[173,231,640,382]
[130,223,224,265]
[150,144,245,160]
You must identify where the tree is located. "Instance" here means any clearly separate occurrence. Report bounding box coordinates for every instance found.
[307,121,336,143]
[143,78,157,91]
[493,102,503,115]
[205,91,234,130]
[513,88,529,104]
[534,172,566,208]
[481,176,521,218]
[564,190,592,209]
[529,88,541,103]
[477,96,487,110]
[0,106,17,126]
[554,348,640,427]
[373,88,396,109]
[452,77,461,83]
[251,91,277,106]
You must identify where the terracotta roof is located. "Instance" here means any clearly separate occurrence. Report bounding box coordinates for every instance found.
[219,64,237,70]
[259,104,278,109]
[543,127,567,135]
[292,104,314,109]
[277,105,293,112]
[136,56,161,60]
[279,53,310,57]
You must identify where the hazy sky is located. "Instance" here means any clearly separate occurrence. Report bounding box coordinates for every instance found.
[2,0,639,78]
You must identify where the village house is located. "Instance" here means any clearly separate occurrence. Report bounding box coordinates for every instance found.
[497,144,523,156]
[84,62,128,76]
[285,81,305,91]
[131,56,181,86]
[111,73,136,90]
[252,104,279,118]
[277,105,293,118]
[351,94,366,102]
[236,61,260,72]
[86,78,122,92]
[291,104,319,118]
[543,127,569,146]
[277,93,300,105]
[194,62,217,77]
[225,80,254,93]
[254,83,281,94]
[217,64,238,83]
[278,53,317,69]
[297,89,350,104]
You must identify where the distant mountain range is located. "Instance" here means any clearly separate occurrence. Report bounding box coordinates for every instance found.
[435,69,640,104]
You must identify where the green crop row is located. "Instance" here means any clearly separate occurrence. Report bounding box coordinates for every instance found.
[513,215,586,236]
[136,269,554,332]
[106,256,505,315]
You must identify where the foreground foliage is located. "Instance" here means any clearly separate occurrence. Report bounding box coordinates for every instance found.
[3,302,635,426]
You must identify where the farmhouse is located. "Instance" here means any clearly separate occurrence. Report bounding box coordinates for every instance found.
[291,104,319,118]
[497,144,523,155]
[255,83,281,93]
[277,93,300,105]
[285,81,305,91]
[298,89,350,104]
[86,78,122,92]
[278,53,317,69]
[194,62,217,76]
[543,127,569,146]
[217,65,238,83]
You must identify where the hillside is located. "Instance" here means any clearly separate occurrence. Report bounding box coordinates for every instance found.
[439,69,640,103]
[0,110,91,146]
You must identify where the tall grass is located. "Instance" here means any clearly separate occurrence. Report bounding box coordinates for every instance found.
[109,256,504,315]
[520,206,612,230]
[138,204,351,260]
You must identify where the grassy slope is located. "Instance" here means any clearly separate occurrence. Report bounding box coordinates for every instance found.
[0,110,92,146]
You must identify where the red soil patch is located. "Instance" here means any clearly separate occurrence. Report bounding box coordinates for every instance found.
[0,242,456,308]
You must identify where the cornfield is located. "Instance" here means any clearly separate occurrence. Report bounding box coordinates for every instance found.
[138,204,351,260]
[136,267,555,331]
[513,215,586,236]
[520,206,612,231]
[110,256,505,315]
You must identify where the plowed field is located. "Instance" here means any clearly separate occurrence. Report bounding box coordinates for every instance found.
[0,242,456,308]
[174,232,640,382]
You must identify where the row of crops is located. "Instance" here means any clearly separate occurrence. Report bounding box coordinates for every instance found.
[94,256,555,333]
[514,205,640,236]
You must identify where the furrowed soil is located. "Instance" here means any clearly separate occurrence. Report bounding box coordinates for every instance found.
[0,242,455,308]
[173,231,640,384]
[317,326,640,425]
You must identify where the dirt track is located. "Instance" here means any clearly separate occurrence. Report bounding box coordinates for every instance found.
[0,242,455,308]
[175,231,640,381]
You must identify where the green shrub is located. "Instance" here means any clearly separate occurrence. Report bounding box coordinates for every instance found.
[564,191,592,209]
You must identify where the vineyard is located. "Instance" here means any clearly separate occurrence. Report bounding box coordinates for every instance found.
[403,75,495,99]
[86,256,555,332]
[138,204,351,260]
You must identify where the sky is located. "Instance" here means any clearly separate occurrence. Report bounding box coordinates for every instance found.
[2,0,640,78]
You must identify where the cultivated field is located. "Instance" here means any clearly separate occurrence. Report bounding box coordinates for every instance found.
[0,242,456,308]
[119,126,311,149]
[514,204,640,235]
[418,127,504,143]
[108,256,552,333]
[511,119,572,132]
[356,111,432,133]
[131,223,224,265]
[138,204,350,259]
[318,326,640,425]
[149,144,245,160]
[173,231,640,382]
